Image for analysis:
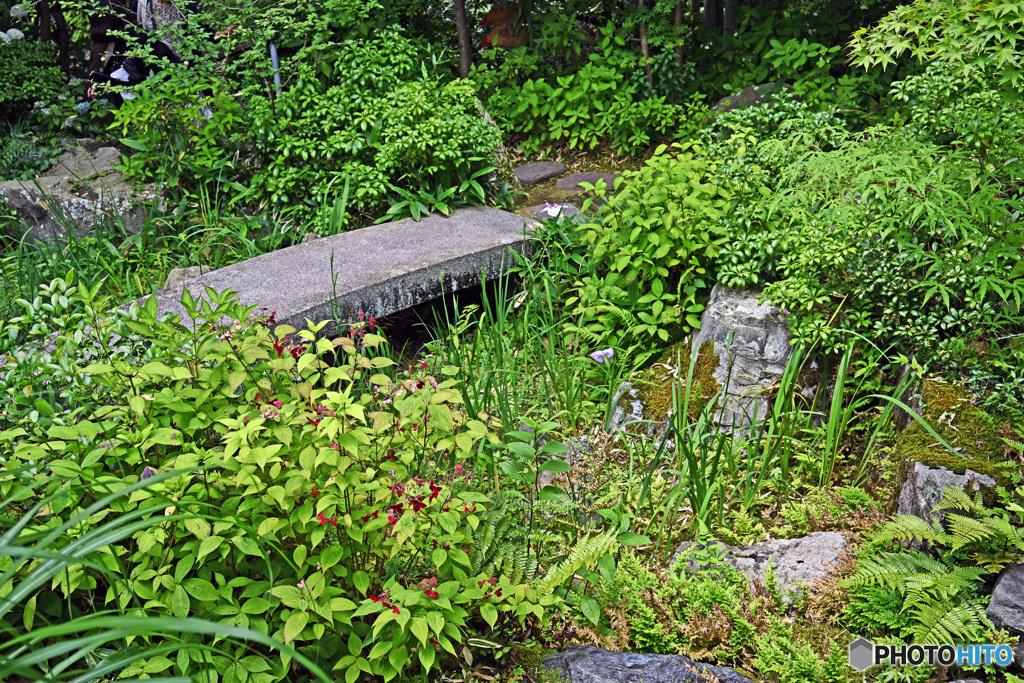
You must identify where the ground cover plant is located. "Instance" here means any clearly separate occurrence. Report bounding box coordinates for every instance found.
[2,0,1024,680]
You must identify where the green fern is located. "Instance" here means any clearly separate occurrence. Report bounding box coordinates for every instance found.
[843,550,991,643]
[535,530,618,596]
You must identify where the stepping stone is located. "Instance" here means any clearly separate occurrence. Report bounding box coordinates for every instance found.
[514,161,566,186]
[136,207,537,336]
[523,202,582,222]
[555,172,621,193]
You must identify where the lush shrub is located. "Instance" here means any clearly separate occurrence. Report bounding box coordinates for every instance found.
[0,279,557,681]
[0,39,64,116]
[478,22,687,156]
[566,141,758,348]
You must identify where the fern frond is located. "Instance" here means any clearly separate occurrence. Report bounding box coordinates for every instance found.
[870,515,950,548]
[535,531,617,596]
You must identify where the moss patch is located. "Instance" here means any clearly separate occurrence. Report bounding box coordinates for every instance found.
[633,339,720,423]
[892,377,1011,498]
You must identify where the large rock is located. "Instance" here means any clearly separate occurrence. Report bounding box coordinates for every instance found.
[544,645,755,683]
[515,161,566,186]
[987,563,1024,636]
[692,284,797,427]
[672,532,846,599]
[711,82,794,114]
[0,144,158,243]
[896,462,996,524]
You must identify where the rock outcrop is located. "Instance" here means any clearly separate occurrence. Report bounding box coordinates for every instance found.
[0,141,158,243]
[544,645,755,683]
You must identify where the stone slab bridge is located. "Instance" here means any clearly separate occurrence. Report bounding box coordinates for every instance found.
[139,207,538,335]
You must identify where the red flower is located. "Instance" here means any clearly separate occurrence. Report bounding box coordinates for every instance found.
[424,589,439,599]
[308,417,321,427]
[392,607,400,614]
[317,513,337,527]
[310,486,320,497]
[271,399,283,409]
[290,345,306,359]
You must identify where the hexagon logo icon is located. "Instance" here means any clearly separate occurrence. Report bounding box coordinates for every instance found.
[849,637,875,671]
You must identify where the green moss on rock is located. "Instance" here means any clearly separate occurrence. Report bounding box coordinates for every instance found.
[892,378,1010,498]
[635,339,720,423]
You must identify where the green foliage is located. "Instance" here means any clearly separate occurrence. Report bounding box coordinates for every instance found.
[567,143,740,348]
[478,22,687,156]
[0,276,555,681]
[751,127,1024,358]
[849,0,1024,92]
[0,131,62,181]
[752,618,844,683]
[0,39,64,115]
[113,75,246,192]
[28,81,114,139]
[843,486,1023,644]
[0,466,333,682]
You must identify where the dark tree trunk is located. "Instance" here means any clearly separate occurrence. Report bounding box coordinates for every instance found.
[51,2,72,74]
[703,0,718,27]
[638,0,653,94]
[723,0,737,38]
[454,0,471,79]
[38,0,51,43]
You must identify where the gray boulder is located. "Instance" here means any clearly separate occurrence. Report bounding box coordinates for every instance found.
[672,532,846,599]
[514,161,566,186]
[606,382,650,436]
[987,563,1024,636]
[692,284,798,427]
[711,82,794,114]
[896,462,996,524]
[545,645,755,683]
[0,144,159,243]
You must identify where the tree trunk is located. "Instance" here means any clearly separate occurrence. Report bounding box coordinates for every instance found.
[38,0,51,43]
[51,1,71,74]
[454,0,471,79]
[703,0,717,28]
[638,0,653,95]
[674,2,684,69]
[723,0,737,38]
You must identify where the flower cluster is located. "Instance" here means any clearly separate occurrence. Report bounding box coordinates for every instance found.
[316,513,338,526]
[369,594,400,614]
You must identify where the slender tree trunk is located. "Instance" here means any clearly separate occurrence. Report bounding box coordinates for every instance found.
[638,0,653,95]
[51,1,71,74]
[454,0,471,79]
[723,0,737,38]
[38,0,51,43]
[674,2,684,69]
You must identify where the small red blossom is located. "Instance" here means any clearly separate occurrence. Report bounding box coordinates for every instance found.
[316,513,338,527]
[424,589,439,599]
[392,607,400,614]
[271,399,283,409]
[310,486,321,497]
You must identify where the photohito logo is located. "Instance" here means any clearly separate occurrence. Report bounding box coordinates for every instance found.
[848,638,1016,671]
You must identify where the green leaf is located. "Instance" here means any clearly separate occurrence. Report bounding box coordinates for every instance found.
[172,585,191,617]
[480,602,498,628]
[617,531,651,546]
[581,595,602,625]
[284,612,309,643]
[353,571,370,595]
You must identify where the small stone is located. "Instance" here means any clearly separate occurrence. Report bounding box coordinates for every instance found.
[514,161,567,186]
[555,172,621,193]
[164,265,215,289]
[301,232,320,243]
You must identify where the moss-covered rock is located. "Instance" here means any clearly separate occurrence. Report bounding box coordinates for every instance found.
[891,377,1010,512]
[636,338,720,424]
